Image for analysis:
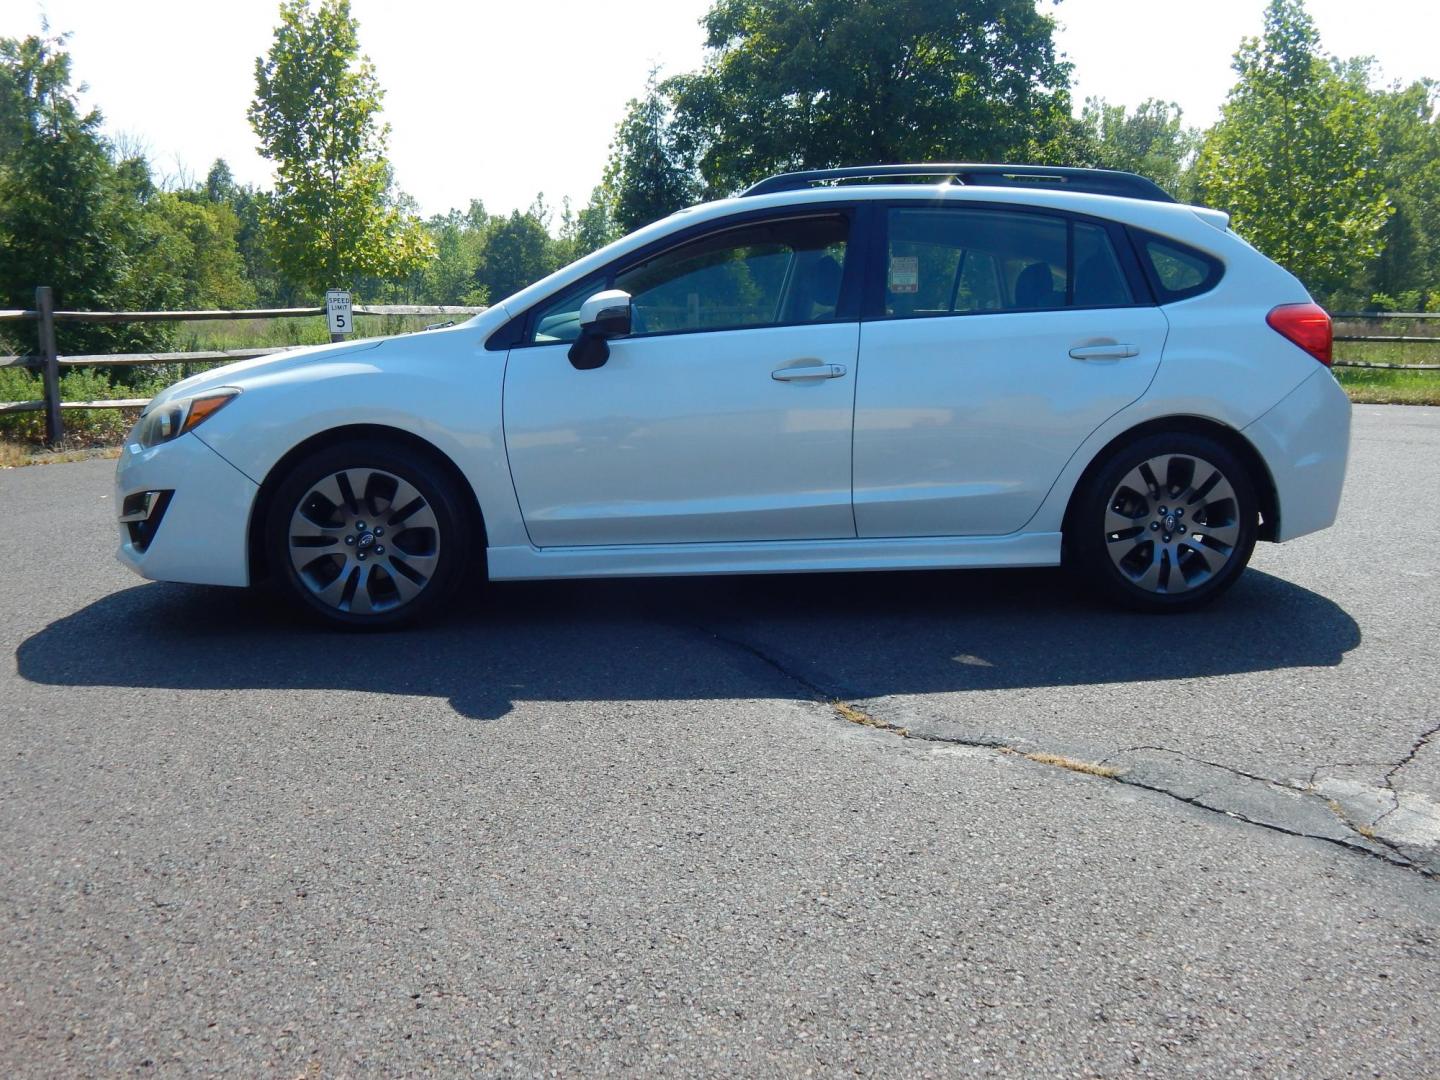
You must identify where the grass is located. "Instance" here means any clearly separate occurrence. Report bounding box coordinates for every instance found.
[0,442,121,468]
[830,702,1127,781]
[833,700,909,736]
[1333,366,1440,405]
[1021,751,1123,779]
[1333,334,1440,405]
[0,367,153,448]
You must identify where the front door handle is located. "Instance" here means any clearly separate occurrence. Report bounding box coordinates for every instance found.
[772,362,847,381]
[1069,344,1139,361]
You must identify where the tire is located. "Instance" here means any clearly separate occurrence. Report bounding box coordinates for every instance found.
[265,439,472,629]
[1069,431,1258,613]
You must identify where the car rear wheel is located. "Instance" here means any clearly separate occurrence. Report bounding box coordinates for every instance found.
[266,440,470,628]
[1070,432,1258,612]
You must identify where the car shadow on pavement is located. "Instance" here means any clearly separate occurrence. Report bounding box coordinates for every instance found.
[15,567,1360,721]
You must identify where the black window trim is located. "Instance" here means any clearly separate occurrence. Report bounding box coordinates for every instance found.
[493,204,868,350]
[863,198,1155,322]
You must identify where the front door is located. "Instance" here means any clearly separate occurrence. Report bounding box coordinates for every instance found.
[504,212,860,548]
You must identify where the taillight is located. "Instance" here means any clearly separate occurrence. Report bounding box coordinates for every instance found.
[1266,303,1332,367]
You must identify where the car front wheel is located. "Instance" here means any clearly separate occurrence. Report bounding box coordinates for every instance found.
[266,440,470,628]
[1070,432,1259,612]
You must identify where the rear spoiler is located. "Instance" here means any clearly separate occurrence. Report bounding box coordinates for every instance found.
[1191,206,1231,232]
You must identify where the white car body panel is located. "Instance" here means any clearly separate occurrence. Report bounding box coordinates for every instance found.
[113,179,1351,592]
[487,531,1061,580]
[1242,367,1352,541]
[116,432,256,586]
[182,323,530,552]
[853,306,1169,537]
[503,323,860,546]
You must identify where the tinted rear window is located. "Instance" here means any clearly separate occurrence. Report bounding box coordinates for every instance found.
[1136,234,1223,302]
[882,207,1135,318]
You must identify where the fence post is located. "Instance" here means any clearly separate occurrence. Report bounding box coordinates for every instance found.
[36,286,62,446]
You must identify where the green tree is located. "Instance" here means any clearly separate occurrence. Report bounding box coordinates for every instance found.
[476,202,557,302]
[572,185,623,255]
[204,158,237,204]
[1357,79,1440,309]
[248,0,432,298]
[553,185,624,264]
[668,0,1079,194]
[0,30,170,355]
[1193,0,1389,300]
[149,192,258,309]
[603,71,701,232]
[199,160,292,306]
[1079,97,1198,197]
[418,205,489,305]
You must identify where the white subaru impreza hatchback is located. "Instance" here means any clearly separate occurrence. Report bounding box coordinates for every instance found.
[116,164,1350,627]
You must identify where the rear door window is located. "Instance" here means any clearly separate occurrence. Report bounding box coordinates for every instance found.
[881,207,1136,318]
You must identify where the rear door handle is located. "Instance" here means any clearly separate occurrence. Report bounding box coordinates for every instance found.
[772,362,847,381]
[1069,344,1139,361]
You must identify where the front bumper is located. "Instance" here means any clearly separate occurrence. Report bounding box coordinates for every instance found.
[1243,368,1351,542]
[115,432,258,586]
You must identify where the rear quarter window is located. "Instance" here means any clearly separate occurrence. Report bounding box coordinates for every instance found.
[1134,232,1223,302]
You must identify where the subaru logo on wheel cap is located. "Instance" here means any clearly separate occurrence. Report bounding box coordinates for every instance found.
[357,532,376,550]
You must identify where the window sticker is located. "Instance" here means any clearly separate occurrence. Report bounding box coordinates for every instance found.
[888,255,919,293]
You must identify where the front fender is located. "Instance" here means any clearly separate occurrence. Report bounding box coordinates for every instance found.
[191,345,528,549]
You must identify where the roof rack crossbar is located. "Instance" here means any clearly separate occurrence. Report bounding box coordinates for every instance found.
[739,164,1176,203]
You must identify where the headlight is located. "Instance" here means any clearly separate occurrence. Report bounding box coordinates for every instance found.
[135,388,240,449]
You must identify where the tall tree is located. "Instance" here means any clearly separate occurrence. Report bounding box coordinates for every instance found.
[200,159,291,306]
[1358,78,1440,309]
[204,158,237,204]
[1192,0,1389,301]
[149,192,258,310]
[476,204,557,302]
[603,71,701,233]
[1079,98,1198,197]
[668,0,1079,194]
[248,0,432,298]
[558,185,623,262]
[0,30,168,354]
[417,206,489,306]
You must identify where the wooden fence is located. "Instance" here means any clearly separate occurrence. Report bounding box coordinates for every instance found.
[0,287,484,443]
[1326,311,1440,374]
[1,287,1437,446]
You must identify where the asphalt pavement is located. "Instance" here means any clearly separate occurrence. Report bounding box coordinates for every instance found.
[2,404,1438,1077]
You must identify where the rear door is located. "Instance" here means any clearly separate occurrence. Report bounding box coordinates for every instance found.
[852,203,1169,537]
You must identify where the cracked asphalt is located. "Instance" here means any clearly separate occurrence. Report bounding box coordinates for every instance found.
[3,404,1439,1077]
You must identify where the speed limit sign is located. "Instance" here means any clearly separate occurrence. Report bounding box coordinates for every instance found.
[325,290,353,336]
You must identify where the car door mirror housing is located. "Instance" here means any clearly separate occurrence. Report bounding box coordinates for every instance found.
[579,289,632,338]
[569,290,632,370]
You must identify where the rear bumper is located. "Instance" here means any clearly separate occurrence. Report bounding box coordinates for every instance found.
[1243,368,1351,542]
[115,432,257,586]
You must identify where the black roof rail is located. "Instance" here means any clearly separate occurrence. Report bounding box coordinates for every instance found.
[739,164,1176,204]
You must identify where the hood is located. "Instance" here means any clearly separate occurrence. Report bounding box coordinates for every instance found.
[144,309,511,412]
[147,336,388,412]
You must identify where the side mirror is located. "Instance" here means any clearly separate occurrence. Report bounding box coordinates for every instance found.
[568,289,632,370]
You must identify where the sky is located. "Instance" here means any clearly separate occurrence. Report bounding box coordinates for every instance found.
[4,0,1437,221]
